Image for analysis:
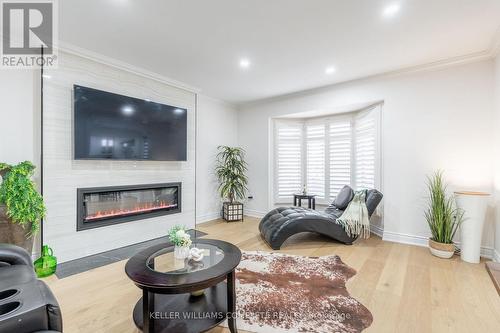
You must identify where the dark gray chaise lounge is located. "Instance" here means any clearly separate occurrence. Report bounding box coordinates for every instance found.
[259,186,383,250]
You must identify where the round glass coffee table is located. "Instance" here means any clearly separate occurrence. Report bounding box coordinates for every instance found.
[125,238,241,333]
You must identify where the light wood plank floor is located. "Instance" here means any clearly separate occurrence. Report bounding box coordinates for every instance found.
[44,217,500,333]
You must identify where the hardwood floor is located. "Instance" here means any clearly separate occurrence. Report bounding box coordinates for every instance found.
[44,217,500,333]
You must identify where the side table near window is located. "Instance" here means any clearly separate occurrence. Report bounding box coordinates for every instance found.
[293,193,316,209]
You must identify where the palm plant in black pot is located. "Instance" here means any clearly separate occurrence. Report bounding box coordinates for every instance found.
[215,146,248,222]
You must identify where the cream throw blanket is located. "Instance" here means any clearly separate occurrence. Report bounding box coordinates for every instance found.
[336,190,371,239]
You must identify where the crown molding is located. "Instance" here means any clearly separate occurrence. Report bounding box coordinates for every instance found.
[58,25,500,105]
[57,42,201,94]
[382,49,493,77]
[241,49,493,108]
[196,93,239,110]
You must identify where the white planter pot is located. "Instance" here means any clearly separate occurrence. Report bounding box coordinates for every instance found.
[454,191,490,264]
[174,245,190,260]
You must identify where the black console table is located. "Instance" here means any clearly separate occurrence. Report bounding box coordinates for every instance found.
[293,193,316,209]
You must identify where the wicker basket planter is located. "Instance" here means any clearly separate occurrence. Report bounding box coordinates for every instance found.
[428,238,455,259]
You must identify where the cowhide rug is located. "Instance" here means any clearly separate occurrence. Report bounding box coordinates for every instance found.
[224,251,373,333]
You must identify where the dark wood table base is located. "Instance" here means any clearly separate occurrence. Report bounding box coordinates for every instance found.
[133,280,236,333]
[293,194,316,209]
[126,239,241,333]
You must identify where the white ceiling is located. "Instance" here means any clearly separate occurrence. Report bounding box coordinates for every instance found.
[60,0,500,104]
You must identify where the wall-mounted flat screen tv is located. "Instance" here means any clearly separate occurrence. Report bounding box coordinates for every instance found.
[74,85,187,161]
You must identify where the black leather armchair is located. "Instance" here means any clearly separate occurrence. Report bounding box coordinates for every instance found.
[259,188,383,250]
[0,243,35,267]
[0,243,63,333]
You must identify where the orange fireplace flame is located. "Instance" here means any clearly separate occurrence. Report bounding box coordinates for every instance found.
[85,201,177,221]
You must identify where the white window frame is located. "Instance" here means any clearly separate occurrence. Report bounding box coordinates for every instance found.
[273,119,305,203]
[272,105,382,205]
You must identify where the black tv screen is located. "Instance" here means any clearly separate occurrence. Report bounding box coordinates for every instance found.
[74,85,187,161]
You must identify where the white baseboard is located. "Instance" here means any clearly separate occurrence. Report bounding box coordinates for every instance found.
[244,209,267,219]
[196,212,221,224]
[195,208,267,224]
[199,208,382,225]
[197,208,499,261]
[382,230,428,247]
[478,246,495,260]
[370,224,384,237]
[493,249,500,263]
[382,230,494,259]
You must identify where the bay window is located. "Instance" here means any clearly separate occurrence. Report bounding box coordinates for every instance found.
[273,106,380,204]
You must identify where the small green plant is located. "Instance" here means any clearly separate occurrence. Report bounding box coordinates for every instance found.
[0,161,45,236]
[168,225,192,247]
[215,146,248,203]
[424,171,464,244]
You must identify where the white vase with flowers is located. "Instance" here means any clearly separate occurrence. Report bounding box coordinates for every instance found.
[168,226,192,260]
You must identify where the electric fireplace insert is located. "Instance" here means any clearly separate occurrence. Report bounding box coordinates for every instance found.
[77,183,181,231]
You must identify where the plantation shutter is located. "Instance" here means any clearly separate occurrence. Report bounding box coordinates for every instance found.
[306,123,325,199]
[354,110,377,190]
[273,105,380,205]
[275,122,303,201]
[329,119,352,199]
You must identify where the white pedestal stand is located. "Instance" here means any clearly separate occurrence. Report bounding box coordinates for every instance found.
[454,191,490,264]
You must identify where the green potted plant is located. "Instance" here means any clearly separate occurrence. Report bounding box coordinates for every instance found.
[215,146,248,222]
[425,171,464,258]
[168,225,192,259]
[0,161,46,254]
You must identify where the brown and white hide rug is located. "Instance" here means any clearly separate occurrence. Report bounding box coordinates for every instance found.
[224,251,373,333]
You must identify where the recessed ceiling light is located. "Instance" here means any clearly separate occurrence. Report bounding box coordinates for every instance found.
[42,74,51,79]
[383,3,400,17]
[239,58,251,69]
[325,66,336,75]
[122,105,135,116]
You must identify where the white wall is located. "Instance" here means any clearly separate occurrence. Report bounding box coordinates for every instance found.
[1,55,497,258]
[494,53,500,261]
[0,70,37,165]
[196,95,238,223]
[42,52,197,262]
[0,59,239,261]
[239,60,496,252]
[0,70,41,256]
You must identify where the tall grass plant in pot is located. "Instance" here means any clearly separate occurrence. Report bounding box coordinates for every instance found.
[425,171,464,258]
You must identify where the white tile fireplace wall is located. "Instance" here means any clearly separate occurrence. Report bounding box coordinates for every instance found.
[43,51,196,263]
